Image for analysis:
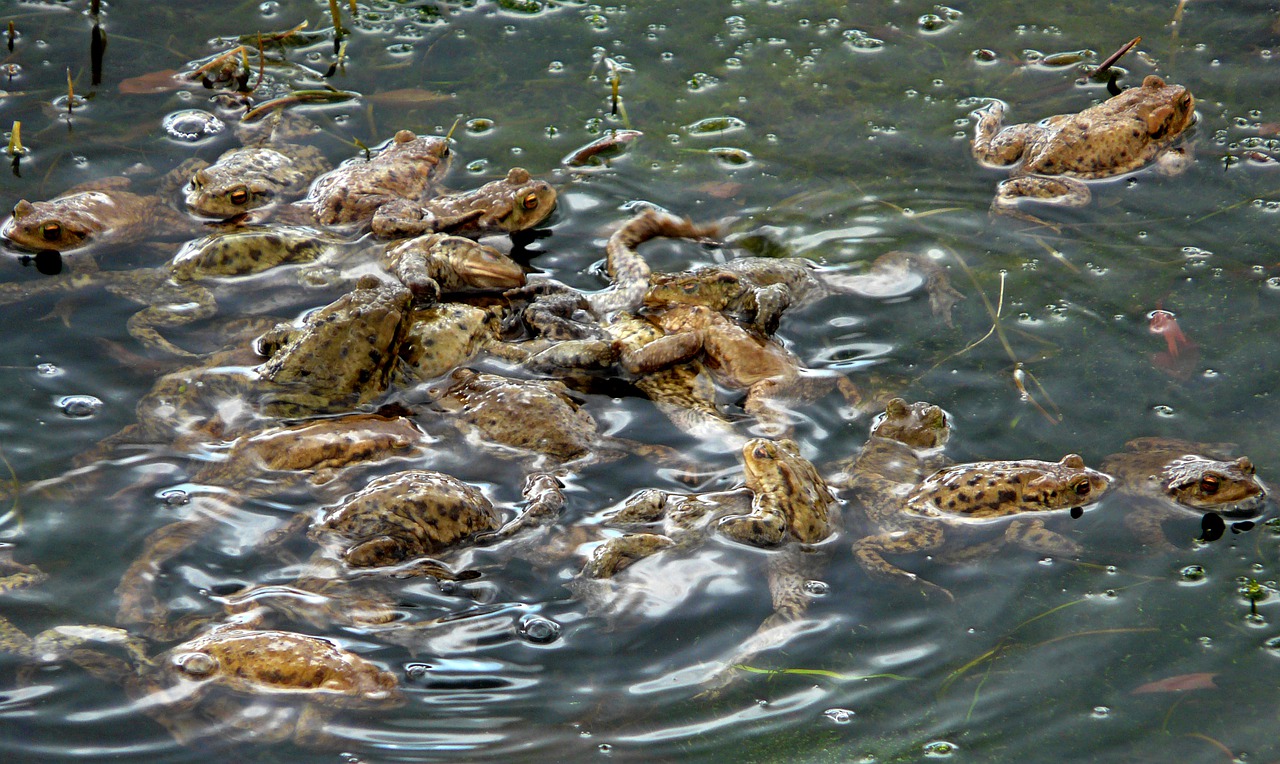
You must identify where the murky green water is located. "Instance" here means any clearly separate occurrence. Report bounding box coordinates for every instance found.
[0,0,1278,761]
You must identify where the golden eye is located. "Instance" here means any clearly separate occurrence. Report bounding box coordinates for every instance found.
[1071,478,1091,496]
[1199,475,1220,495]
[40,222,62,242]
[521,192,539,210]
[751,443,771,460]
[228,186,250,206]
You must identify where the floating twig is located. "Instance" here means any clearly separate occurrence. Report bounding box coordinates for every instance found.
[1092,36,1141,79]
[242,88,359,120]
[328,0,346,43]
[254,33,266,91]
[90,22,107,87]
[733,664,914,682]
[0,448,22,533]
[65,67,74,117]
[5,121,20,156]
[602,57,633,126]
[7,21,15,53]
[191,45,247,79]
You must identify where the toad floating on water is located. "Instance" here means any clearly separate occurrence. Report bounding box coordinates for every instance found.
[844,400,1112,598]
[3,174,203,252]
[0,617,403,748]
[1101,437,1267,550]
[971,75,1196,225]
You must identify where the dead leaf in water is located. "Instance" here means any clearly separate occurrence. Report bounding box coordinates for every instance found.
[1131,672,1218,694]
[118,69,183,94]
[697,181,743,199]
[366,88,453,106]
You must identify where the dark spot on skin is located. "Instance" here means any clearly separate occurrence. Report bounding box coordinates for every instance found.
[947,499,957,509]
[998,489,1017,503]
[957,492,970,503]
[966,476,981,487]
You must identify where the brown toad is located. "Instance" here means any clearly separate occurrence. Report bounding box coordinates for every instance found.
[1101,437,1267,550]
[579,438,837,687]
[850,443,1111,598]
[282,130,453,230]
[650,303,867,436]
[972,74,1196,223]
[370,167,558,240]
[0,618,403,748]
[3,175,202,252]
[646,250,964,332]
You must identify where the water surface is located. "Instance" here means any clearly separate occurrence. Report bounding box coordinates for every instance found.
[0,1,1278,762]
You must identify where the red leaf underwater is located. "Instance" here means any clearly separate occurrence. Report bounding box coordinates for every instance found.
[1132,672,1218,694]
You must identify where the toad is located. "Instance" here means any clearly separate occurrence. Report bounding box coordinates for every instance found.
[3,173,203,252]
[849,416,1112,598]
[0,616,403,748]
[646,249,965,332]
[1101,437,1267,550]
[972,74,1196,224]
[369,167,558,240]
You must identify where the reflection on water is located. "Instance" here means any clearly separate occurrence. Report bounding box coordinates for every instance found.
[0,0,1279,761]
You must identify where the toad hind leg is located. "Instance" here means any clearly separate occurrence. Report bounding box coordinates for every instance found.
[851,524,953,600]
[1005,518,1083,557]
[991,176,1091,229]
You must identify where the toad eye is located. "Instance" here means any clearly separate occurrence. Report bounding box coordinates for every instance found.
[1070,478,1091,496]
[521,192,540,210]
[40,222,62,242]
[751,444,772,460]
[227,186,250,206]
[1199,475,1221,495]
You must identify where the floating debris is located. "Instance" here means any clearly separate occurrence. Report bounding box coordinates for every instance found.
[684,116,746,135]
[1092,36,1141,79]
[562,129,641,167]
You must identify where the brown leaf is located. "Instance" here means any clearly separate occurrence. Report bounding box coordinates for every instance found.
[118,69,183,95]
[697,181,743,199]
[1131,672,1218,694]
[365,88,453,106]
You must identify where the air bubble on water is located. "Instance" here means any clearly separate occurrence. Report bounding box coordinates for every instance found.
[1180,565,1207,584]
[823,708,855,724]
[517,614,562,644]
[160,489,190,507]
[36,363,60,376]
[922,741,958,757]
[1091,706,1111,719]
[404,662,431,681]
[58,395,102,418]
[1153,405,1175,418]
[803,580,829,596]
[162,110,224,142]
